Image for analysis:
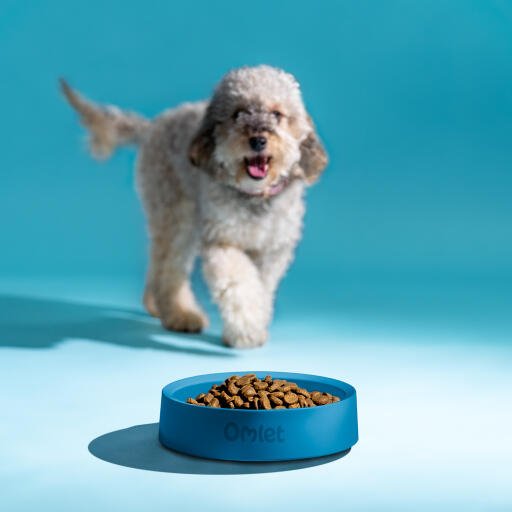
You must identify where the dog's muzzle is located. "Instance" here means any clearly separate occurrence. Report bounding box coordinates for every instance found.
[245,156,270,180]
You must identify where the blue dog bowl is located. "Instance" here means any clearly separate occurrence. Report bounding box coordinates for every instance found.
[159,371,358,461]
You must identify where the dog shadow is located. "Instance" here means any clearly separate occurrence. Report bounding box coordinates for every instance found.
[0,295,234,357]
[88,423,350,475]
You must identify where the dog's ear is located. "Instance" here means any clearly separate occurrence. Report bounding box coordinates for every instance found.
[189,111,215,168]
[299,116,328,185]
[188,126,214,167]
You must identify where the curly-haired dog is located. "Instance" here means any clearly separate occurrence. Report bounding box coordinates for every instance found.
[61,65,328,348]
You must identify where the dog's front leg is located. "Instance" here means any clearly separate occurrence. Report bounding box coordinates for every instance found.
[202,245,271,348]
[253,246,296,298]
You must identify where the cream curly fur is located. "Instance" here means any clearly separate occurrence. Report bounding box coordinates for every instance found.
[61,66,328,348]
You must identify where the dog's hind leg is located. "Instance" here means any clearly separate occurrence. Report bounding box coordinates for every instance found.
[142,235,168,318]
[148,201,208,333]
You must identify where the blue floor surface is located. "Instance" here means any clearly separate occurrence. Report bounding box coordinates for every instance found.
[1,273,511,511]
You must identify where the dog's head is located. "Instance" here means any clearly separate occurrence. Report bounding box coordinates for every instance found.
[189,66,328,197]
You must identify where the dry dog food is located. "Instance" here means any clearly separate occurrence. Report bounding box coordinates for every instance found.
[186,374,340,409]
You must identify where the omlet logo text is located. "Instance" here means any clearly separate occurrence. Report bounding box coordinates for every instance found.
[223,422,285,443]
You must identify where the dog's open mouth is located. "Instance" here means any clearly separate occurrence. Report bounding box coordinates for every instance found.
[245,156,270,180]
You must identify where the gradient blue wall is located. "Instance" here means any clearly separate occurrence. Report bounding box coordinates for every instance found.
[1,0,511,279]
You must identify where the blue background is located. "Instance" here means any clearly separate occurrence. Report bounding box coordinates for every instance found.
[2,0,511,277]
[1,1,511,511]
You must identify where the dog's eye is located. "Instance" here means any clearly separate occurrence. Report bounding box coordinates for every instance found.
[232,109,250,120]
[271,110,283,121]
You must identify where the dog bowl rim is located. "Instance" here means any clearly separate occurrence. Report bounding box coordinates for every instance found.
[162,371,356,414]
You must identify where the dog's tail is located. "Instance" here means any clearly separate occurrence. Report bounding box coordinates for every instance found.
[59,78,151,159]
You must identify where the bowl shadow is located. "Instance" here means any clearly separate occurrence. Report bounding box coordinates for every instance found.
[88,423,350,475]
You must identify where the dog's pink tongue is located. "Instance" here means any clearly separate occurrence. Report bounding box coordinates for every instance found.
[247,158,268,178]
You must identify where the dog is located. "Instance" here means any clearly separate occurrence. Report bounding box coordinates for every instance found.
[61,65,328,348]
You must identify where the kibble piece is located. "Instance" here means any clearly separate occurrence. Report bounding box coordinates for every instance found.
[332,396,340,403]
[237,373,256,386]
[274,405,286,409]
[284,392,298,405]
[260,395,272,410]
[260,396,272,409]
[268,380,283,392]
[270,395,283,406]
[324,393,334,404]
[264,375,272,383]
[242,402,251,409]
[296,388,310,398]
[228,401,235,409]
[187,398,199,405]
[207,397,220,408]
[306,398,315,407]
[289,403,300,409]
[253,397,260,410]
[298,395,308,408]
[241,385,257,399]
[204,392,214,404]
[253,381,268,391]
[272,391,285,399]
[196,393,206,401]
[313,394,330,405]
[233,395,244,408]
[227,381,240,395]
[220,391,233,404]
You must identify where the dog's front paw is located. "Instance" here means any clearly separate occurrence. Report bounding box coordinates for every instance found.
[222,321,268,349]
[161,308,209,333]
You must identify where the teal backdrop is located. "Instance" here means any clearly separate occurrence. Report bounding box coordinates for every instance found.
[1,0,511,279]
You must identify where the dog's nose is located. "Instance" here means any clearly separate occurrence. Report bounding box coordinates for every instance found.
[249,136,267,152]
